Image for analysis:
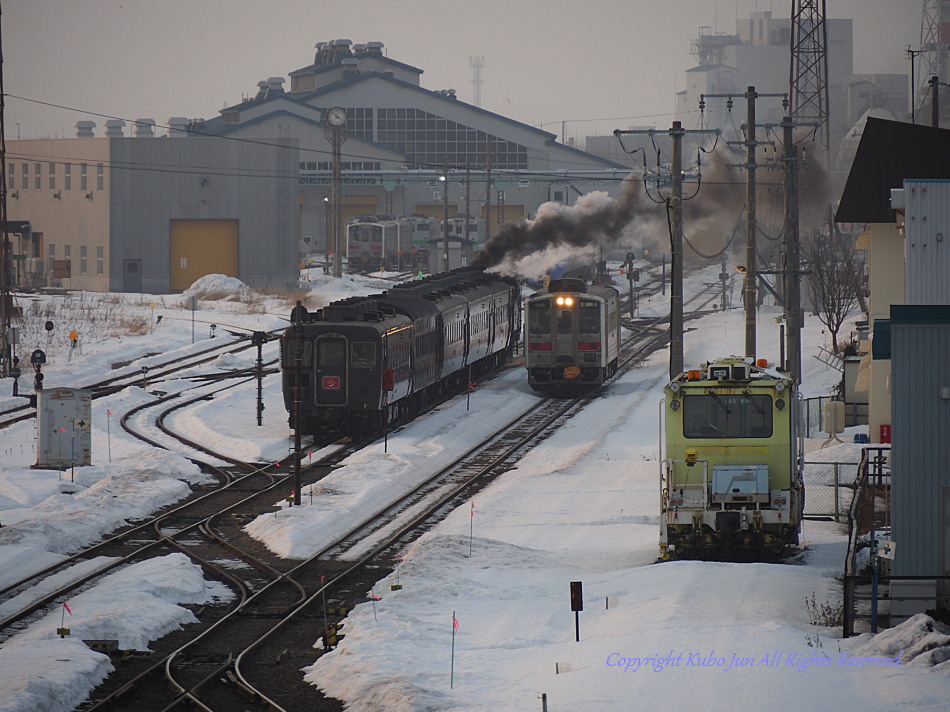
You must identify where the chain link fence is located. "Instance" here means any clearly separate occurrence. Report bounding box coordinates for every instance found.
[802,396,831,439]
[802,460,859,520]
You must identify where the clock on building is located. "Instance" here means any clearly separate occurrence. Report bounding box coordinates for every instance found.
[327,107,346,127]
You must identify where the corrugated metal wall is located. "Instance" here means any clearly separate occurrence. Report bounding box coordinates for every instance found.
[904,180,950,304]
[891,308,950,576]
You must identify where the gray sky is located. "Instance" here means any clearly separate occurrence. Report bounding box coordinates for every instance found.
[5,0,919,143]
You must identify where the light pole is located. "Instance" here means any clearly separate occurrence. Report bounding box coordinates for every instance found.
[325,108,347,278]
[440,167,449,273]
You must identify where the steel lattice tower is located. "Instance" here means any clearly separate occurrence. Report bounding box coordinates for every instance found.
[789,0,831,157]
[917,0,950,118]
[469,55,485,108]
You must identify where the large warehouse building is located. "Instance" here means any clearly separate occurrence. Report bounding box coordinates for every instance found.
[6,39,626,293]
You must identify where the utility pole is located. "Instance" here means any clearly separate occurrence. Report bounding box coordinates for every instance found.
[465,166,471,247]
[781,116,802,384]
[744,87,758,360]
[441,165,450,273]
[908,47,922,124]
[0,6,11,378]
[702,87,787,361]
[670,121,685,378]
[485,140,493,237]
[615,122,718,379]
[931,75,940,127]
[325,108,348,278]
[331,137,343,277]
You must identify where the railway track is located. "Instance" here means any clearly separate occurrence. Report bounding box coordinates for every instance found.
[3,269,725,710]
[74,280,721,710]
[0,329,284,430]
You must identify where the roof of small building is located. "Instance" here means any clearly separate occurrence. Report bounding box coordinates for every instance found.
[836,117,950,223]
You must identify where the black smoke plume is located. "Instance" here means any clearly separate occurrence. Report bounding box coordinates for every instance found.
[471,174,642,274]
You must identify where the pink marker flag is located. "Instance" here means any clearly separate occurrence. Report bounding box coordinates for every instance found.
[372,592,381,601]
[63,601,73,616]
[107,409,113,416]
[452,614,459,632]
[471,502,475,517]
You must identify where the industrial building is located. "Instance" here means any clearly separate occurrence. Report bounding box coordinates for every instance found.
[6,122,299,293]
[5,39,625,293]
[201,40,627,258]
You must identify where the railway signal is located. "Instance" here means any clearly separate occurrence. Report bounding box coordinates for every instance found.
[9,356,20,396]
[251,331,268,426]
[31,349,46,394]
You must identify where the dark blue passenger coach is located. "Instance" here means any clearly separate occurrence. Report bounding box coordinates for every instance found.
[281,268,521,437]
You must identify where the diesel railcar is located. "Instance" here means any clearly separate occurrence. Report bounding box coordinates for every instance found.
[443,213,486,245]
[524,278,621,392]
[281,268,520,437]
[346,216,429,273]
[659,357,804,560]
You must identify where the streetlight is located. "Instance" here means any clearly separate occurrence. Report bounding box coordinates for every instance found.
[440,169,449,273]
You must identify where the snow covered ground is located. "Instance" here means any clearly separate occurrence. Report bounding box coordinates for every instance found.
[0,267,948,712]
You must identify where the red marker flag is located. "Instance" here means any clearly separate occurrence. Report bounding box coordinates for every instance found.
[107,409,113,416]
[452,614,459,632]
[372,592,381,601]
[63,601,73,616]
[471,502,475,517]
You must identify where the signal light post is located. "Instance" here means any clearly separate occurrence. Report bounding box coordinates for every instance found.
[251,331,268,426]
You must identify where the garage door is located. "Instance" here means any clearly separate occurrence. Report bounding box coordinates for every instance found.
[169,219,238,291]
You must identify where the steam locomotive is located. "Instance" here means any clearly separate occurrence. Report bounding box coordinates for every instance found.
[280,268,521,437]
[659,357,804,560]
[524,277,621,392]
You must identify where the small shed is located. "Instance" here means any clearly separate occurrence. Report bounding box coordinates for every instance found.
[889,305,950,608]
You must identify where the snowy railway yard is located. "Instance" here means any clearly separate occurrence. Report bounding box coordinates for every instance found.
[1,269,949,712]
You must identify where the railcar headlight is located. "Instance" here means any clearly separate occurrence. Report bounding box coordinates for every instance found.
[776,380,787,392]
[776,399,786,410]
[670,381,681,393]
[669,399,680,410]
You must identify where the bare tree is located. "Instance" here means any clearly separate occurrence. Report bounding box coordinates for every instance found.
[802,228,864,353]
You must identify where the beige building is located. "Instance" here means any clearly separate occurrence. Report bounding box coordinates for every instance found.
[6,123,299,293]
[836,117,950,443]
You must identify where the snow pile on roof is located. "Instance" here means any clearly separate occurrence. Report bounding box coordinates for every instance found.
[182,274,250,301]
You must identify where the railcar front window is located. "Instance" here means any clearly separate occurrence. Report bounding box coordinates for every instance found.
[282,340,312,367]
[317,338,346,368]
[578,300,600,334]
[351,342,376,368]
[682,393,772,438]
[557,309,573,335]
[528,301,551,335]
